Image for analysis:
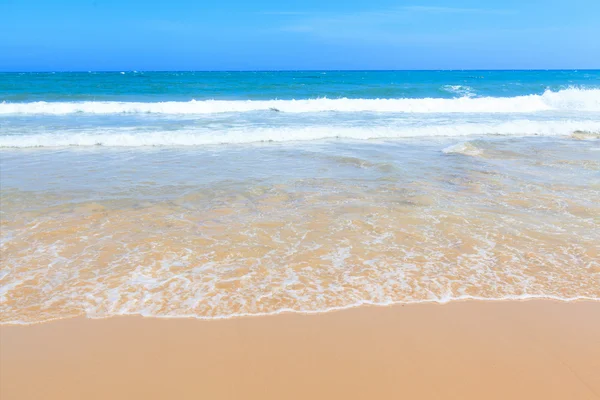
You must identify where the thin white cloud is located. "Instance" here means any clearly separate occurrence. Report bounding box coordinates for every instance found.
[272,5,517,45]
[257,11,313,16]
[401,5,514,14]
[260,6,513,18]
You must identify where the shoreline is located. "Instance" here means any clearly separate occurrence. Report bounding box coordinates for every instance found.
[2,300,599,400]
[2,296,600,326]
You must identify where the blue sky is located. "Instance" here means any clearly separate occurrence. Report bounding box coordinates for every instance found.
[1,0,599,71]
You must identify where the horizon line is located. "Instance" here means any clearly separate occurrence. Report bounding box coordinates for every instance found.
[1,68,599,73]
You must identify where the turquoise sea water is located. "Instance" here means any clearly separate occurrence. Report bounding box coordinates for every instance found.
[1,71,600,324]
[0,70,599,147]
[2,70,600,101]
[1,70,600,147]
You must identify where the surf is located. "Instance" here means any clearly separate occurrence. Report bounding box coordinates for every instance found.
[1,120,599,147]
[1,88,599,115]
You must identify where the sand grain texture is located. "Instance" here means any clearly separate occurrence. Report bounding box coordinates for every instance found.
[2,301,600,400]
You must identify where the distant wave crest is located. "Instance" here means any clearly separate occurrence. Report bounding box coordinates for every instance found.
[1,88,599,115]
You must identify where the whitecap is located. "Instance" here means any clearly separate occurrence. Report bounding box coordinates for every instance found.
[1,88,599,115]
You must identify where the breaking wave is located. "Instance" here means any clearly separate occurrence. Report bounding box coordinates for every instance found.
[2,120,599,148]
[1,88,599,115]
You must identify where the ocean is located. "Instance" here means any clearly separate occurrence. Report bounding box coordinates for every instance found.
[1,70,599,324]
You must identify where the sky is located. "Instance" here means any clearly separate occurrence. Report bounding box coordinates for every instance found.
[1,0,599,71]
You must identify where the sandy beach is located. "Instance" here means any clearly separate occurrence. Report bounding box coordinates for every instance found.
[2,4,600,398]
[2,300,599,400]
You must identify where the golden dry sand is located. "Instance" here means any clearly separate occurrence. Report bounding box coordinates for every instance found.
[2,301,600,400]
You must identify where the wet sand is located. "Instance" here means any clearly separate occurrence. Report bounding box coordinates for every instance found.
[2,300,600,400]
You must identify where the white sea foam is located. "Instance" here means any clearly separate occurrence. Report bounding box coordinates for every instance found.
[3,295,600,326]
[1,120,599,147]
[571,131,600,140]
[442,85,476,97]
[1,88,599,115]
[442,142,484,156]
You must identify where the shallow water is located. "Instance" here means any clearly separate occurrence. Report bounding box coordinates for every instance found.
[2,136,599,324]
